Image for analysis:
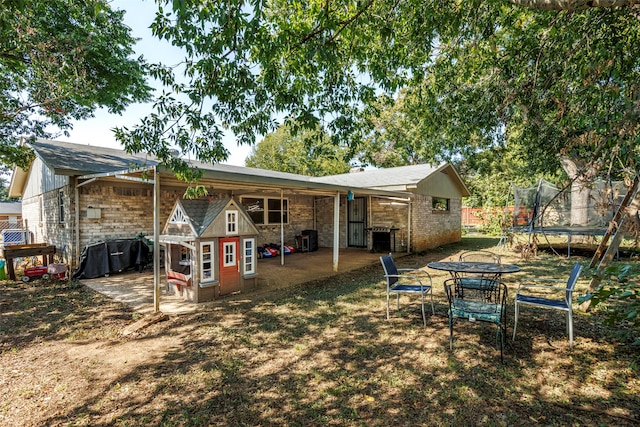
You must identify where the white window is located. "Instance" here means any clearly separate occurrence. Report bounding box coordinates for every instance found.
[200,242,214,282]
[240,197,288,225]
[226,210,238,235]
[243,238,256,275]
[58,189,65,223]
[223,241,236,267]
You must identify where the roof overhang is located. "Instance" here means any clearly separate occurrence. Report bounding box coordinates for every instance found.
[8,165,28,198]
[76,164,412,199]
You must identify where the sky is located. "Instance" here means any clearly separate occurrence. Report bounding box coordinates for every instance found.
[56,0,253,166]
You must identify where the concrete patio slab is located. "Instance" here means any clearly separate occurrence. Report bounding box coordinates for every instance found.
[80,248,392,315]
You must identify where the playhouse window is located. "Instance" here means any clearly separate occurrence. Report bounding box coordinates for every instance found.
[243,238,256,275]
[200,242,214,282]
[223,241,236,267]
[226,210,238,235]
[241,197,288,225]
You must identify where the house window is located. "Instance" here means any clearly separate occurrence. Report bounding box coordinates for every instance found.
[58,189,65,223]
[241,197,288,225]
[243,238,256,275]
[226,210,238,235]
[200,242,214,282]
[432,197,450,212]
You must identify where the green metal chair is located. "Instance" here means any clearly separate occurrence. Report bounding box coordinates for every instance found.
[444,277,508,361]
[457,250,502,288]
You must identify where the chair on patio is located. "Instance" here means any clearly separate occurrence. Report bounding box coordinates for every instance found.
[444,277,508,361]
[380,253,434,326]
[457,250,502,288]
[512,262,582,349]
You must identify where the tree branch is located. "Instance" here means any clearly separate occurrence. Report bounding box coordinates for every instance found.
[510,0,640,11]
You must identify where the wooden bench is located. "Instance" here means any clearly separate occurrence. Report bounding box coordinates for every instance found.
[167,270,192,292]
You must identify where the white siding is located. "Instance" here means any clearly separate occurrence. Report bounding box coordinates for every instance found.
[22,157,69,199]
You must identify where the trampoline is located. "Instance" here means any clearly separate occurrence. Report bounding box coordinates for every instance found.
[504,178,628,257]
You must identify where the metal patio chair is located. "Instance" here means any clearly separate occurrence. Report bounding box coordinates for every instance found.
[512,262,583,349]
[457,250,502,288]
[380,253,434,326]
[444,277,508,361]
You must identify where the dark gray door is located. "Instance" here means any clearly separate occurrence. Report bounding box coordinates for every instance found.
[347,197,367,247]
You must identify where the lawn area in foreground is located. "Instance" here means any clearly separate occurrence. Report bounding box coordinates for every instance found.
[0,236,638,426]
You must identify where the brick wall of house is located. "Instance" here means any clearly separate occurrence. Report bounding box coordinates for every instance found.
[78,182,153,247]
[22,178,463,267]
[411,194,462,251]
[20,195,42,243]
[20,184,76,264]
[314,195,348,249]
[368,197,410,252]
[253,194,315,248]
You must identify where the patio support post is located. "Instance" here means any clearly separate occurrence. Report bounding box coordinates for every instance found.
[333,192,339,272]
[407,199,411,253]
[74,177,80,269]
[153,166,160,313]
[280,189,285,266]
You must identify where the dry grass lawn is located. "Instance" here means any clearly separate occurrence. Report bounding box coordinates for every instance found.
[1,236,638,426]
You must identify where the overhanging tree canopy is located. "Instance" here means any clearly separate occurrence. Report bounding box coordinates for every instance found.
[0,0,152,168]
[114,0,639,185]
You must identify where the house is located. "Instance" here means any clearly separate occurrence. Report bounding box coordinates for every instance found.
[9,139,470,302]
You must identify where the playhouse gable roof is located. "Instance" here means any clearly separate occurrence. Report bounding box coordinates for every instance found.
[165,198,258,238]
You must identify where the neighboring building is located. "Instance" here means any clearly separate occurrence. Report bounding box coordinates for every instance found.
[0,202,22,230]
[9,139,470,302]
[0,201,26,246]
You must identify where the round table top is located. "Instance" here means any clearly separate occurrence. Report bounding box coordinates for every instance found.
[427,261,521,275]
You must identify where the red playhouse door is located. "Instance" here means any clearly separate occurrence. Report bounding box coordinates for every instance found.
[218,237,241,295]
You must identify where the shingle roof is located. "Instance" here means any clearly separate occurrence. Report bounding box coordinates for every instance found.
[14,139,467,198]
[178,197,254,237]
[29,139,158,175]
[311,163,443,189]
[179,198,227,236]
[27,139,315,183]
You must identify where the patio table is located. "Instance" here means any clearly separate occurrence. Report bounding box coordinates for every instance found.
[427,261,521,280]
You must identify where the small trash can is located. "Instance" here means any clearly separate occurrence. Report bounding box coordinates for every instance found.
[0,259,6,280]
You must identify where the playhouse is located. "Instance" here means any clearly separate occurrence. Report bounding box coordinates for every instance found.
[160,197,259,302]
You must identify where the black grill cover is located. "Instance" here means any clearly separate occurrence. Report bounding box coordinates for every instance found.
[72,239,149,280]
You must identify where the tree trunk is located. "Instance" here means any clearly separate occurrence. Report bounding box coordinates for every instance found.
[560,157,597,227]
